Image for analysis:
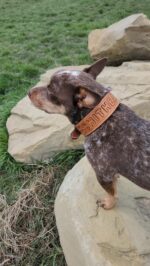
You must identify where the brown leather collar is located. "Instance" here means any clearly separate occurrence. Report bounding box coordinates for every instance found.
[75,92,120,136]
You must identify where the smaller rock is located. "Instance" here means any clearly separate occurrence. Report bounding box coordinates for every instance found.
[88,13,150,65]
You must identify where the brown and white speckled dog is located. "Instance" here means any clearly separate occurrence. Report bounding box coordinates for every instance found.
[28,58,150,209]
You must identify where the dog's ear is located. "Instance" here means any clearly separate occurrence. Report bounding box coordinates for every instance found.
[70,58,108,98]
[83,58,107,79]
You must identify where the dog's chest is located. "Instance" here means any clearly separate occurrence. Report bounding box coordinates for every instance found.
[83,132,108,165]
[84,134,102,154]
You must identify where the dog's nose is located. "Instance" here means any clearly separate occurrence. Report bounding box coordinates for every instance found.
[28,90,31,98]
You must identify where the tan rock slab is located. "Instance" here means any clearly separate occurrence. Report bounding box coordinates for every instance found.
[55,156,150,266]
[88,14,150,65]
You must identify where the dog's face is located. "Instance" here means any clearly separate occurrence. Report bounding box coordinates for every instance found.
[28,58,107,123]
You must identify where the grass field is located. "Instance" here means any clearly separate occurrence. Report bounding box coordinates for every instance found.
[0,0,150,265]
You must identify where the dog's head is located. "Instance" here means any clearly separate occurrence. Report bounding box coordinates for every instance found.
[28,58,108,123]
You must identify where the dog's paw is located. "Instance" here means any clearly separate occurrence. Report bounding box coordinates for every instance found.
[97,195,117,210]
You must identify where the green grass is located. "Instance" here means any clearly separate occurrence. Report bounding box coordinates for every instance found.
[0,0,150,265]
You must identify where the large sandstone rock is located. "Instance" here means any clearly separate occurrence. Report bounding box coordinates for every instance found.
[6,61,150,163]
[88,14,150,65]
[55,156,150,266]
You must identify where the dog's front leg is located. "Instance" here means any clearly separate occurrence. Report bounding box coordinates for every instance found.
[97,175,118,210]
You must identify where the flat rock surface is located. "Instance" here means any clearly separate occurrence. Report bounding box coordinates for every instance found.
[88,13,150,65]
[6,61,150,163]
[55,156,150,266]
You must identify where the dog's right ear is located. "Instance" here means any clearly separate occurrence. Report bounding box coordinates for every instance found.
[83,58,107,79]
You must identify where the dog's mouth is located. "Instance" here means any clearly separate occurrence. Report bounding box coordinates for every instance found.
[71,128,81,140]
[70,106,92,140]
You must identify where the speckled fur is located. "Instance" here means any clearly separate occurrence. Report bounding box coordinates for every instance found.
[28,58,150,205]
[84,104,150,192]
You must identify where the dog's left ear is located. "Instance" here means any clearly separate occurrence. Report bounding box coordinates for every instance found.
[83,58,107,79]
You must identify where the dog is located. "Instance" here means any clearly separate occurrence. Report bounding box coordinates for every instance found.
[28,58,150,209]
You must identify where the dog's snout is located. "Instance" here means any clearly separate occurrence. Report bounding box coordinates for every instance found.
[28,88,35,99]
[28,90,31,98]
